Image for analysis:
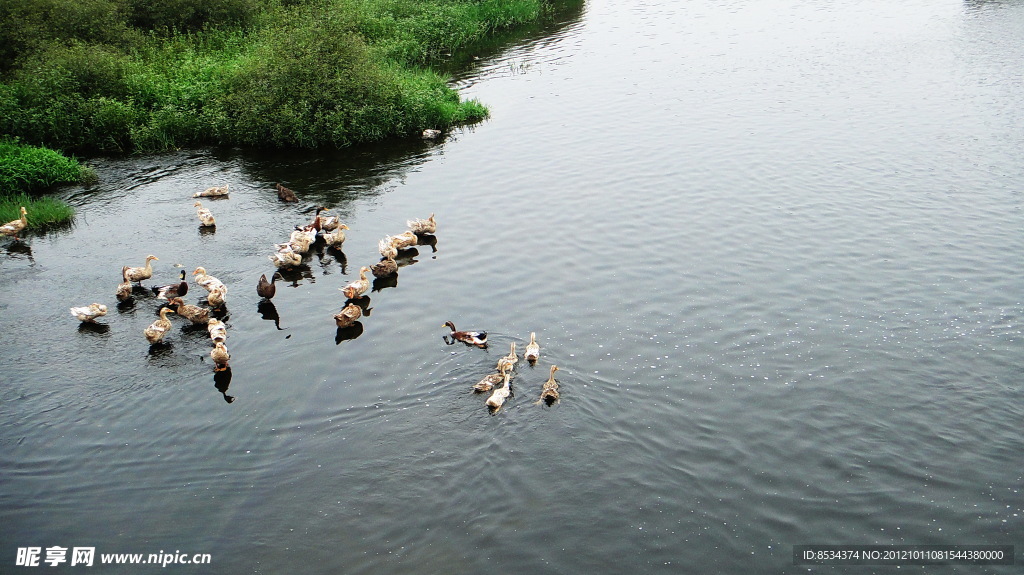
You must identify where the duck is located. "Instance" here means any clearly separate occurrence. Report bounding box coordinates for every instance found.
[115,268,133,301]
[378,236,399,260]
[207,284,227,309]
[211,341,230,371]
[207,318,227,344]
[0,206,28,241]
[485,371,512,409]
[391,230,418,250]
[269,246,302,269]
[193,184,229,198]
[318,207,341,232]
[192,267,224,292]
[474,366,508,393]
[124,255,159,285]
[524,332,540,363]
[370,254,397,278]
[333,302,362,327]
[340,266,370,299]
[257,272,282,299]
[167,296,210,324]
[282,226,316,254]
[152,270,189,300]
[538,365,560,404]
[322,223,350,248]
[144,307,175,344]
[497,342,518,373]
[442,321,487,347]
[422,129,442,139]
[69,303,107,323]
[407,213,436,235]
[276,182,298,202]
[193,201,216,227]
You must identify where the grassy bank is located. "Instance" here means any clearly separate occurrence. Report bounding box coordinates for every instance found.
[0,192,76,231]
[0,0,575,153]
[0,141,84,228]
[0,141,92,193]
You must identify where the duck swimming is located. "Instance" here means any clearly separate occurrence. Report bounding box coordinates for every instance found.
[194,184,229,198]
[497,342,518,373]
[407,213,436,235]
[538,365,560,405]
[167,296,210,324]
[474,366,509,393]
[524,332,540,363]
[207,318,227,344]
[257,272,282,299]
[152,270,189,300]
[194,201,216,227]
[370,254,397,278]
[442,321,487,347]
[333,303,362,328]
[485,371,512,410]
[70,303,107,323]
[211,341,230,371]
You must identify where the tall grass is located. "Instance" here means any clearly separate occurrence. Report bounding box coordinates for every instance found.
[0,193,76,230]
[0,0,570,153]
[0,141,83,227]
[0,140,92,194]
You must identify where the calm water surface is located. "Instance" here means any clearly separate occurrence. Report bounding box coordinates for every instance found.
[2,1,1022,573]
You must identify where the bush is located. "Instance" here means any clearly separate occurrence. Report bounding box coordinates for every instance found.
[125,0,261,34]
[0,0,574,152]
[0,140,85,194]
[0,0,137,74]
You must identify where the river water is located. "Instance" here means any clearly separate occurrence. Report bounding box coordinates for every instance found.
[2,1,1021,573]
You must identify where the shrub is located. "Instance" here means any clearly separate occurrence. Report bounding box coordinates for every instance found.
[0,140,85,194]
[125,0,261,34]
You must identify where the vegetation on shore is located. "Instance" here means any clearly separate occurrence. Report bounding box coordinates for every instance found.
[0,192,76,231]
[0,0,571,154]
[0,140,88,228]
[0,140,92,193]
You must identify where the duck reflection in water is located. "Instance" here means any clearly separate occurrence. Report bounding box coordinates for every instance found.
[372,274,398,292]
[277,264,313,285]
[77,322,111,335]
[326,247,348,274]
[415,233,438,253]
[257,300,284,330]
[346,295,372,318]
[335,321,364,344]
[395,248,419,268]
[5,240,34,262]
[213,366,235,403]
[146,340,174,357]
[315,245,347,274]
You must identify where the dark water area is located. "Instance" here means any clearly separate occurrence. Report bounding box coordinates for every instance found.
[2,1,1022,573]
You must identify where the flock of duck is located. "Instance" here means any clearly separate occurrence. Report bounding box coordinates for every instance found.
[445,326,562,410]
[53,181,563,411]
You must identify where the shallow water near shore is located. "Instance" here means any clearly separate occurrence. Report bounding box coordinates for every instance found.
[2,1,1022,573]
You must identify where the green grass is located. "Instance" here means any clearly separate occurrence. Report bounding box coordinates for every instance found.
[0,0,575,153]
[0,140,92,194]
[0,193,76,230]
[0,140,85,228]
